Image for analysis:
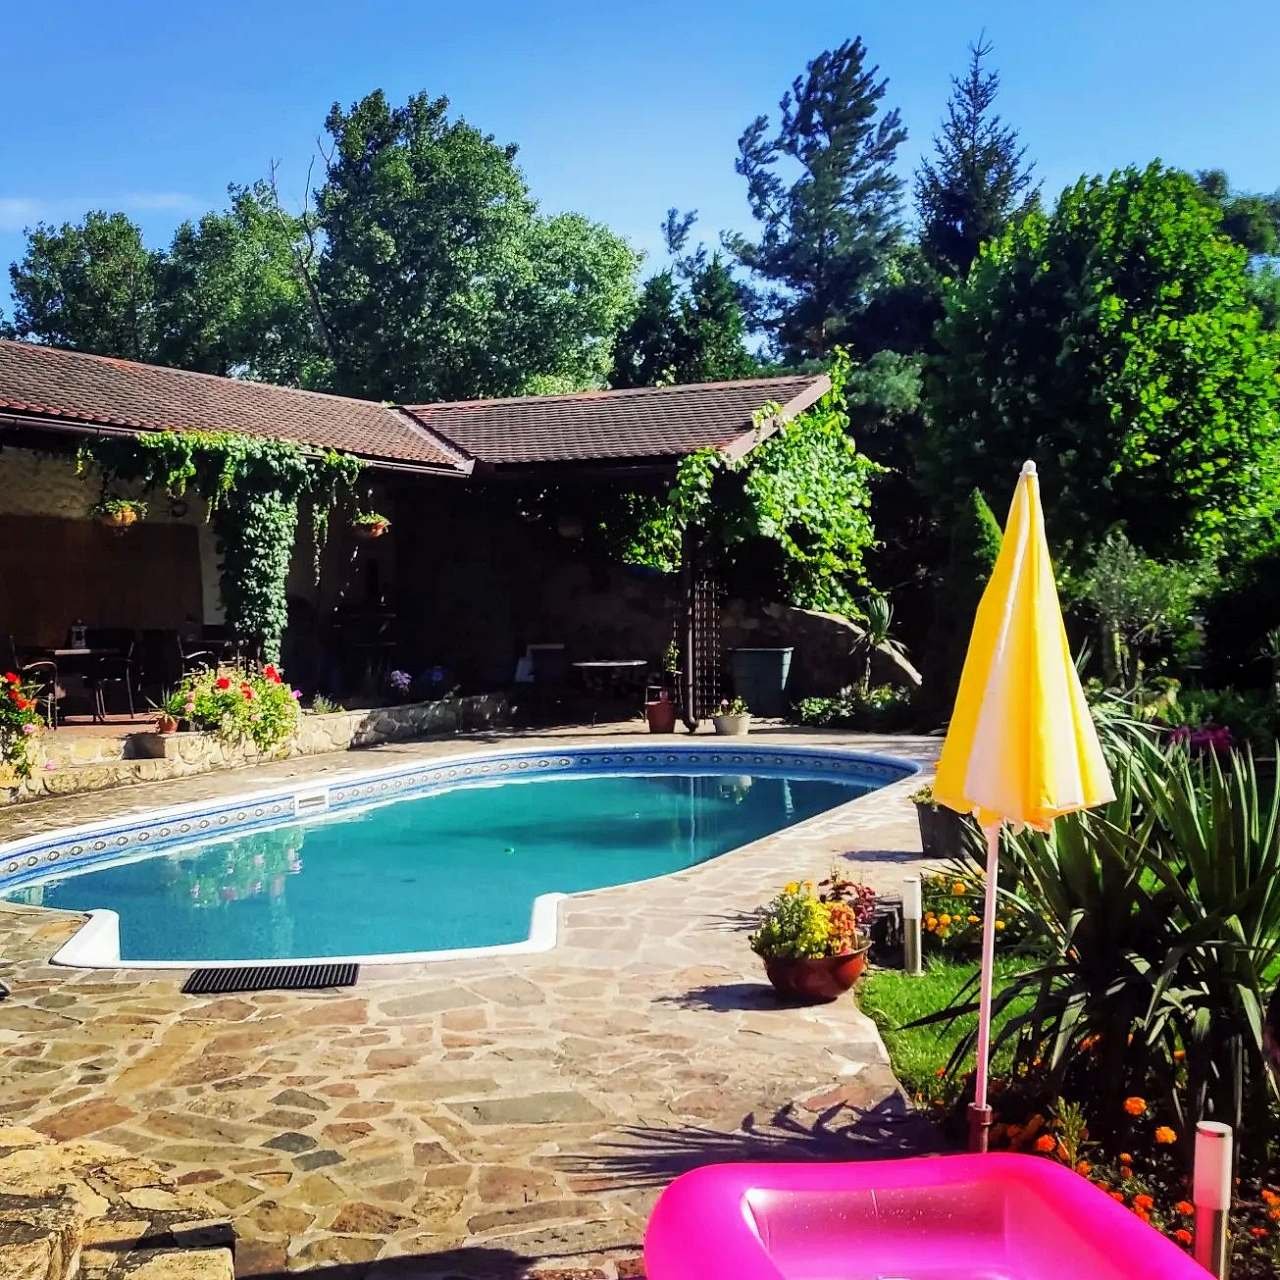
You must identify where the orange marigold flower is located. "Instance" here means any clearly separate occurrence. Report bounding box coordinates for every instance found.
[1119,1165,1134,1180]
[1173,1228,1193,1246]
[1109,1191,1126,1203]
[1154,1126,1177,1145]
[1075,1161,1092,1176]
[1119,1152,1133,1165]
[1123,1097,1147,1116]
[1033,1134,1056,1153]
[1134,1195,1154,1211]
[1173,1049,1186,1062]
[1262,1189,1280,1207]
[1175,1201,1194,1216]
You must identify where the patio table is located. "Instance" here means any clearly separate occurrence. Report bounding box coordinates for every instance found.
[572,659,649,716]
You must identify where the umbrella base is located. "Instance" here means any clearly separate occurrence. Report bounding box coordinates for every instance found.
[968,1102,994,1153]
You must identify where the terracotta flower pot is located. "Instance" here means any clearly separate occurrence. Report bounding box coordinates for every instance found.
[155,713,179,734]
[763,943,870,1003]
[351,519,390,540]
[646,698,677,733]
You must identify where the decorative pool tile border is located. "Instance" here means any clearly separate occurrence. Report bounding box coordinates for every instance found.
[0,744,916,895]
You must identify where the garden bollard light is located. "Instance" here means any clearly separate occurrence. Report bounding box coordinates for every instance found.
[1193,1120,1232,1280]
[902,874,923,976]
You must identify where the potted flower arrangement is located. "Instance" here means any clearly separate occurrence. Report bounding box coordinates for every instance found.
[910,784,969,859]
[90,496,147,531]
[0,670,44,782]
[749,875,876,1002]
[350,510,391,540]
[162,662,301,751]
[712,695,751,736]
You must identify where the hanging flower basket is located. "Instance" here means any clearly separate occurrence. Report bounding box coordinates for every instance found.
[90,497,147,531]
[350,512,391,540]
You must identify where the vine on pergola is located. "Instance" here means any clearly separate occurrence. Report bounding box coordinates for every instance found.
[613,351,881,614]
[78,431,361,663]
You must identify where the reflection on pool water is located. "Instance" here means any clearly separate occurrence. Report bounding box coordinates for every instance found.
[4,770,880,963]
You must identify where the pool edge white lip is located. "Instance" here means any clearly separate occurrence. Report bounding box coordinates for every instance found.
[50,892,568,970]
[17,740,919,972]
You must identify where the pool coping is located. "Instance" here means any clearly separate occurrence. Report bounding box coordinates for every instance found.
[0,741,918,970]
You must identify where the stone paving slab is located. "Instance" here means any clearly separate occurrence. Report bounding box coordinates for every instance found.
[0,727,939,1278]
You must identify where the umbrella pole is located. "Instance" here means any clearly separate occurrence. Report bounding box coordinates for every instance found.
[968,822,1001,1153]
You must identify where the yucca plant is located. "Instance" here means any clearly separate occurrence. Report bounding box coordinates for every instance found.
[1135,744,1280,1151]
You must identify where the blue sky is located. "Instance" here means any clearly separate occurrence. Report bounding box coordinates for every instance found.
[2,1,1276,311]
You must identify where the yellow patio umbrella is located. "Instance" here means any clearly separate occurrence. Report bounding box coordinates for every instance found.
[933,460,1114,1152]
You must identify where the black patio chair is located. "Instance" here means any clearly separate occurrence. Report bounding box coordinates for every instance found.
[83,628,138,721]
[2,635,61,728]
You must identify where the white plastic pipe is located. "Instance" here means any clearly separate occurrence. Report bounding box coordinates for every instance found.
[1193,1121,1233,1279]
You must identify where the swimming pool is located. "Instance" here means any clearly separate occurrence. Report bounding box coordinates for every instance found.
[0,745,914,966]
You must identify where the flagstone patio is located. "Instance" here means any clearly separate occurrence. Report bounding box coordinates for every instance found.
[0,726,939,1279]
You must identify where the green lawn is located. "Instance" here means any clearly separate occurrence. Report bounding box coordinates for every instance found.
[860,954,1032,1104]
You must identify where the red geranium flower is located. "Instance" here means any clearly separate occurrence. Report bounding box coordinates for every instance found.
[263,664,281,683]
[215,676,231,690]
[241,685,254,700]
[3,672,19,685]
[13,697,31,711]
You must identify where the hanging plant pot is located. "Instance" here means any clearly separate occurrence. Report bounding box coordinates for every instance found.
[350,515,391,541]
[98,508,139,530]
[90,498,147,532]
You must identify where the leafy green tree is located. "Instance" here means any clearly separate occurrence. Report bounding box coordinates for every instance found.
[5,211,158,360]
[921,487,1003,715]
[314,89,638,401]
[612,210,755,387]
[1078,529,1205,688]
[728,37,907,361]
[923,163,1280,565]
[915,37,1038,277]
[1195,169,1280,258]
[155,183,327,385]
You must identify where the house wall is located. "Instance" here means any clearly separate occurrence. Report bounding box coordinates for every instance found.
[0,446,222,642]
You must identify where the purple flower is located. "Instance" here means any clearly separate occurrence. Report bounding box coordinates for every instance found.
[291,688,302,700]
[21,723,37,736]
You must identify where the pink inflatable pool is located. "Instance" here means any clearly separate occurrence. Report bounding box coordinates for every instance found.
[644,1154,1208,1279]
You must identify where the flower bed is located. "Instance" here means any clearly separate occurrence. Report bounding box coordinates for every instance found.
[166,663,300,752]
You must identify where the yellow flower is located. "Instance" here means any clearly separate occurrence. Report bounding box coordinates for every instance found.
[952,880,968,895]
[938,913,952,926]
[967,914,979,924]
[1123,1097,1147,1117]
[1154,1126,1177,1145]
[994,919,1006,931]
[784,882,799,894]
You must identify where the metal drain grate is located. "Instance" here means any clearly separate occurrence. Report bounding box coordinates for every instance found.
[182,963,358,995]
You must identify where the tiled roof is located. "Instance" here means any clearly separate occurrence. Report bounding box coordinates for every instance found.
[403,376,830,466]
[0,340,463,469]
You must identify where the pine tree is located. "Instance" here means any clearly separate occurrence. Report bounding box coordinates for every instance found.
[915,37,1037,277]
[611,211,754,387]
[728,37,907,361]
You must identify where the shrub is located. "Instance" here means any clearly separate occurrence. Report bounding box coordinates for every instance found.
[793,683,914,731]
[0,671,44,780]
[168,663,301,751]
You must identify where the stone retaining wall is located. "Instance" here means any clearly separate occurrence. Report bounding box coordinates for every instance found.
[4,695,510,806]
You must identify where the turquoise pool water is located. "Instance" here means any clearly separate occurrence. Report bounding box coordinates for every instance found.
[3,769,877,962]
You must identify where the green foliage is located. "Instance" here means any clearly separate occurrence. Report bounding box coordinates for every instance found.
[88,495,147,520]
[922,488,1002,714]
[1203,539,1280,688]
[1195,169,1280,258]
[155,183,327,385]
[79,432,360,662]
[853,592,908,692]
[315,89,638,401]
[924,163,1280,566]
[1154,686,1279,753]
[793,683,914,732]
[167,663,300,752]
[5,211,157,359]
[1077,530,1206,688]
[915,37,1038,277]
[729,37,907,360]
[617,352,879,611]
[611,211,755,388]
